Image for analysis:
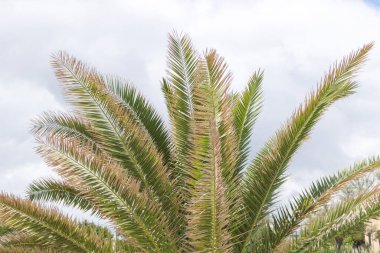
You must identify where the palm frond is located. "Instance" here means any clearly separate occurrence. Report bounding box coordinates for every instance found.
[105,78,172,165]
[31,112,94,144]
[287,189,380,252]
[51,52,182,225]
[161,77,176,121]
[239,43,374,252]
[164,32,198,191]
[0,232,53,250]
[37,136,178,252]
[233,70,264,174]
[26,178,93,213]
[0,246,61,253]
[186,50,234,252]
[0,194,108,252]
[267,156,380,251]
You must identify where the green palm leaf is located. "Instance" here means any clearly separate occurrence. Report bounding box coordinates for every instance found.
[31,112,94,144]
[0,194,109,252]
[0,232,59,251]
[239,43,373,253]
[105,78,172,165]
[233,70,264,174]
[26,178,93,213]
[37,136,178,252]
[186,50,235,252]
[287,189,380,252]
[0,246,61,253]
[163,32,198,192]
[52,53,182,225]
[253,156,380,252]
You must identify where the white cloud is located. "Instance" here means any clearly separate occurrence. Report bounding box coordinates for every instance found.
[0,162,55,195]
[341,134,380,159]
[0,0,380,207]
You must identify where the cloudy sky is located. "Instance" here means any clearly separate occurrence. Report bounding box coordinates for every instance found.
[1,0,380,202]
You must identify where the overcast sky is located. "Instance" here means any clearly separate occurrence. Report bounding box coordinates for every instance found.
[1,0,380,203]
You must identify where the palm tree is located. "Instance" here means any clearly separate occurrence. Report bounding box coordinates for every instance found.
[0,32,379,253]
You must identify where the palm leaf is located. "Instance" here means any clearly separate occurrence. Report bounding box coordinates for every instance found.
[0,232,59,251]
[287,189,380,252]
[0,246,61,253]
[31,112,94,144]
[52,52,182,225]
[37,136,178,252]
[164,32,198,191]
[186,50,234,252]
[239,43,374,252]
[233,70,264,174]
[271,156,380,250]
[0,194,108,252]
[105,78,172,165]
[26,178,93,213]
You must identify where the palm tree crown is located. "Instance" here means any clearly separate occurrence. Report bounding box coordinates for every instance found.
[0,33,379,253]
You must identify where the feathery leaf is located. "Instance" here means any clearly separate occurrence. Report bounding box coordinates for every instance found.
[240,43,374,253]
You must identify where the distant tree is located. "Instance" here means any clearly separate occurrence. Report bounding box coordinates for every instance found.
[329,173,380,251]
[340,173,379,200]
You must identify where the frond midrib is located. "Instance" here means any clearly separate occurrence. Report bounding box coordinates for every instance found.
[241,93,325,252]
